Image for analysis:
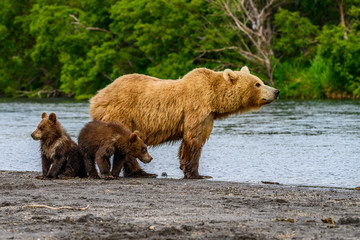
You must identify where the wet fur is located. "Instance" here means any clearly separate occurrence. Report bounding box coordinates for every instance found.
[77,121,152,179]
[89,67,279,178]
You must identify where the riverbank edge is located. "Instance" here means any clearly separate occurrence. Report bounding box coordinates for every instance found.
[2,170,359,191]
[1,170,360,239]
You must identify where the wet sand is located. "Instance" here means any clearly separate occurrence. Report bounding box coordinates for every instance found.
[1,171,360,239]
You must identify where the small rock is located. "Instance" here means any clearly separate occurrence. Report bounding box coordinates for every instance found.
[321,217,335,224]
[161,172,168,177]
[275,218,294,223]
[149,225,155,230]
[0,201,11,207]
[275,198,288,204]
[181,225,193,231]
[65,217,74,223]
[77,214,94,223]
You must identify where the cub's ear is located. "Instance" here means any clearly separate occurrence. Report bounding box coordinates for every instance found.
[129,131,139,143]
[41,112,48,119]
[240,66,250,74]
[133,130,142,138]
[48,113,57,123]
[133,130,145,140]
[223,69,237,82]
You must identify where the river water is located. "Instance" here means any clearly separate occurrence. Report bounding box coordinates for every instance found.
[0,99,359,188]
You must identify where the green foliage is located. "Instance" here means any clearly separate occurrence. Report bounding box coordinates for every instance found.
[274,56,334,99]
[108,0,212,79]
[317,24,360,97]
[273,8,318,60]
[1,0,360,99]
[273,0,360,99]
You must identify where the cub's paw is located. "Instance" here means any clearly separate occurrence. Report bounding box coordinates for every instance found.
[101,174,116,180]
[88,174,101,179]
[35,176,52,180]
[59,176,75,180]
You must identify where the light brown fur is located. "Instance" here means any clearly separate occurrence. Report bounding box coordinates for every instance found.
[90,67,279,178]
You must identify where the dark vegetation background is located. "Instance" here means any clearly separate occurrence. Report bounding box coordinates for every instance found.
[1,0,359,99]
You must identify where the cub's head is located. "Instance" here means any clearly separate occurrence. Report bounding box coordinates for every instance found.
[31,112,59,141]
[127,130,152,163]
[221,66,280,113]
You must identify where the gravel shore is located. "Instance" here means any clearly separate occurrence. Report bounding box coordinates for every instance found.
[1,171,360,239]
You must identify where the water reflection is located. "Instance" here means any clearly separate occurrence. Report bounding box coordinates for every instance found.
[0,99,359,188]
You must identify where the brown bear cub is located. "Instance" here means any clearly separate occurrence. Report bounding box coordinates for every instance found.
[78,120,152,179]
[31,112,86,179]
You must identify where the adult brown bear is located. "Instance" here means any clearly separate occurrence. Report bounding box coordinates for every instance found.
[89,67,279,179]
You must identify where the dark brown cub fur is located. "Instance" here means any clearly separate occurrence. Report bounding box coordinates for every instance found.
[78,120,152,179]
[31,112,86,179]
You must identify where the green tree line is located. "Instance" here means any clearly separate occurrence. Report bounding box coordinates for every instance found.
[1,0,359,99]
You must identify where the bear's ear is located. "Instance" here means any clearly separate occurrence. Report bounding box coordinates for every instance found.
[48,113,57,123]
[133,130,143,139]
[41,112,48,119]
[240,66,250,74]
[223,69,237,82]
[129,131,139,143]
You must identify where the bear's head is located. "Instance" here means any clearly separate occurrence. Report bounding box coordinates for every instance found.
[216,66,279,115]
[127,130,153,163]
[31,112,61,141]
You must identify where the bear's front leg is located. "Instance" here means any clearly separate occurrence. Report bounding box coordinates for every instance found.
[95,150,114,180]
[178,139,212,179]
[111,151,126,178]
[36,155,51,179]
[123,156,157,178]
[179,115,214,179]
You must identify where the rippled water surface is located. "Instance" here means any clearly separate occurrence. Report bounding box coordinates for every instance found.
[0,99,359,188]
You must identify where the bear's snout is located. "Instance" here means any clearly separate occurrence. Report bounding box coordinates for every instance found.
[141,153,153,164]
[31,131,41,140]
[275,89,280,98]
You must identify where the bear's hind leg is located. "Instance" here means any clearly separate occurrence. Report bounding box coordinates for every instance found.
[61,154,79,179]
[46,157,66,179]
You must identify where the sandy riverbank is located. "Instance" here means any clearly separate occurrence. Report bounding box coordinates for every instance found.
[1,171,360,239]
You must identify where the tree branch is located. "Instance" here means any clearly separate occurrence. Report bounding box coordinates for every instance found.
[69,14,116,34]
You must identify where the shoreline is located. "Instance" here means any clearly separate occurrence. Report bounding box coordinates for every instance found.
[1,170,360,239]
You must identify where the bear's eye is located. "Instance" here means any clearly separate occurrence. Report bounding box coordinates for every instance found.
[142,148,147,154]
[39,126,44,131]
[255,83,261,87]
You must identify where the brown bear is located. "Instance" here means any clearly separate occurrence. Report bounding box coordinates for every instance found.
[78,120,153,179]
[31,112,86,179]
[89,66,279,179]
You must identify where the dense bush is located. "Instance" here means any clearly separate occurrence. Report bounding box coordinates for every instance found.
[1,0,359,99]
